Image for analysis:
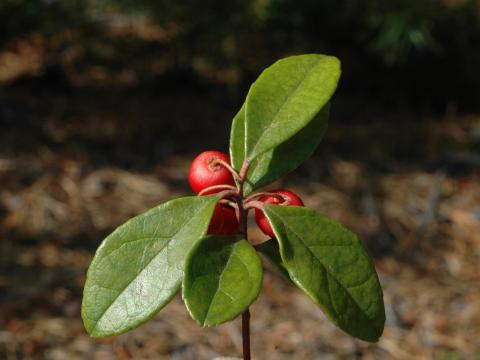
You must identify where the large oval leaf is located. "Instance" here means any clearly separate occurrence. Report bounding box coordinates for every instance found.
[183,236,263,326]
[231,103,329,194]
[82,195,219,337]
[244,54,340,161]
[263,205,385,342]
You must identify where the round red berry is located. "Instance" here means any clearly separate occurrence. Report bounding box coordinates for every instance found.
[254,189,304,238]
[208,204,239,235]
[188,150,235,194]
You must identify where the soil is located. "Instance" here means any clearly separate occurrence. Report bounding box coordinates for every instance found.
[1,84,479,359]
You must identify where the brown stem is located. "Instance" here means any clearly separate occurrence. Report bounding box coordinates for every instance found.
[244,193,291,213]
[244,200,265,212]
[211,158,241,183]
[238,204,251,360]
[238,194,248,239]
[198,184,237,196]
[237,160,250,197]
[242,310,251,360]
[236,159,251,360]
[218,199,238,209]
[239,160,250,183]
[215,189,240,201]
[245,192,286,204]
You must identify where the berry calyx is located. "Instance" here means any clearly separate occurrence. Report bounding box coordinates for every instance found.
[254,189,304,238]
[188,150,235,194]
[208,204,239,235]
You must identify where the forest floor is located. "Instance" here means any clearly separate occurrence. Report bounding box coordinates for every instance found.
[1,85,479,360]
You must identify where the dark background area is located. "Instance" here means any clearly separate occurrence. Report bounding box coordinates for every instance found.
[1,1,479,359]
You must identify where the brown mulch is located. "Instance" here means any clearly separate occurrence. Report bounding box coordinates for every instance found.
[1,21,480,359]
[1,115,480,359]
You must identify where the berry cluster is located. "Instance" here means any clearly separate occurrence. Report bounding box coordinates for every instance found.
[188,150,304,238]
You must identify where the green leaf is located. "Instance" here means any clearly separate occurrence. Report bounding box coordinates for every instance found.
[255,239,292,282]
[82,195,219,337]
[244,54,340,161]
[183,236,263,326]
[230,103,245,171]
[248,104,330,194]
[230,102,330,195]
[263,205,385,342]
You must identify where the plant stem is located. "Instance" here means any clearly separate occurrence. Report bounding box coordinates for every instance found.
[237,160,251,360]
[198,184,237,195]
[242,310,251,360]
[245,192,286,203]
[244,200,264,212]
[239,160,250,191]
[238,200,251,360]
[211,158,241,184]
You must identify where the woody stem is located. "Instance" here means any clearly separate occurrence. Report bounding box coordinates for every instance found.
[198,184,237,196]
[236,160,251,360]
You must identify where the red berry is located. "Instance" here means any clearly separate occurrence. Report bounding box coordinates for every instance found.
[188,150,235,194]
[254,189,304,238]
[208,204,239,235]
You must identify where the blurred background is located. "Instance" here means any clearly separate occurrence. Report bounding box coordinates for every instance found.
[1,0,480,359]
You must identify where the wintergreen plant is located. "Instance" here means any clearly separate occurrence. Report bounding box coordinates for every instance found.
[82,54,385,359]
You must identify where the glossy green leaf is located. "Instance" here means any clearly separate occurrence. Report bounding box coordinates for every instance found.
[230,101,330,195]
[245,104,329,193]
[230,103,245,171]
[263,205,385,342]
[183,236,263,327]
[244,54,340,161]
[255,239,292,282]
[82,195,219,337]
